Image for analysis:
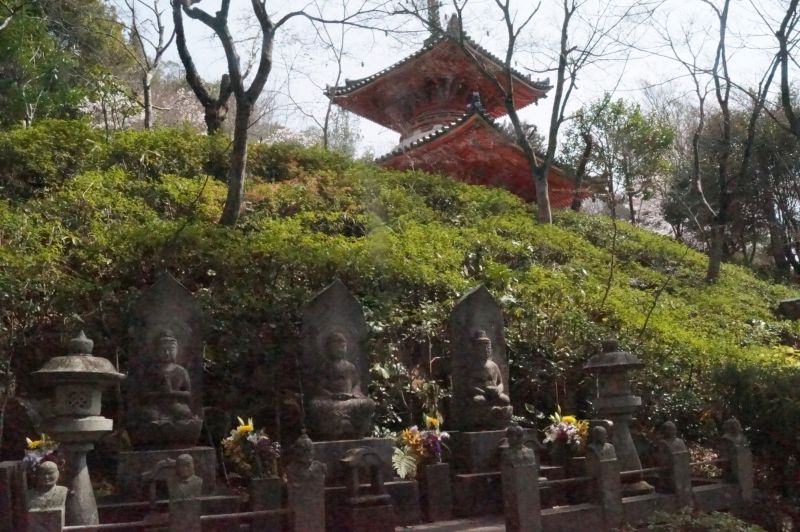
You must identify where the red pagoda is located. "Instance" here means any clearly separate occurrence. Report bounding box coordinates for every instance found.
[325,13,580,207]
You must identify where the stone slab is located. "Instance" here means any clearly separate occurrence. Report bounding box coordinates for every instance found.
[692,483,739,512]
[541,503,602,532]
[27,509,63,532]
[450,429,538,474]
[341,502,395,532]
[325,479,420,527]
[621,493,675,526]
[420,462,452,522]
[0,461,27,532]
[778,298,800,320]
[116,447,216,499]
[502,462,541,532]
[97,495,240,524]
[312,438,394,486]
[453,472,503,517]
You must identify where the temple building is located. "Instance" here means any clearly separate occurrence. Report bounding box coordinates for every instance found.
[325,15,582,208]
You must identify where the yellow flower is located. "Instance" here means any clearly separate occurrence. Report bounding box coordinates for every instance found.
[236,416,254,434]
[424,415,440,429]
[561,415,577,425]
[26,437,44,449]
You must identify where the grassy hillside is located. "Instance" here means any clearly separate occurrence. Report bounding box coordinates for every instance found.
[2,122,799,467]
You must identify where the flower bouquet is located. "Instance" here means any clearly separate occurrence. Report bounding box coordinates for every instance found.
[23,433,63,472]
[392,415,449,480]
[222,417,282,479]
[543,408,589,453]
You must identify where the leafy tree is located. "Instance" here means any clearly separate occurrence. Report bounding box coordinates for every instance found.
[0,0,133,128]
[562,94,673,225]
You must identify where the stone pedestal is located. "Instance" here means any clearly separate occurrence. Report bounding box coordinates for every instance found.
[63,442,99,525]
[251,477,283,532]
[719,418,753,503]
[655,423,692,509]
[585,442,622,530]
[420,462,452,522]
[27,509,62,532]
[502,462,541,532]
[0,461,27,532]
[168,497,201,532]
[312,438,420,527]
[117,447,216,499]
[313,438,394,486]
[450,429,540,517]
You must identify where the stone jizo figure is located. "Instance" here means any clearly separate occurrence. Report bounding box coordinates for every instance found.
[587,426,616,461]
[501,423,536,467]
[143,453,203,501]
[465,330,512,429]
[722,417,747,446]
[27,461,68,511]
[309,331,375,440]
[287,431,327,485]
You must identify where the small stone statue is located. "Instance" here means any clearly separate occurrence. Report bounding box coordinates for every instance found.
[658,421,687,453]
[287,431,327,532]
[169,454,203,500]
[27,461,68,511]
[287,431,327,485]
[587,426,616,461]
[464,330,512,429]
[722,417,748,446]
[143,454,202,501]
[308,332,375,440]
[129,330,202,447]
[501,423,536,467]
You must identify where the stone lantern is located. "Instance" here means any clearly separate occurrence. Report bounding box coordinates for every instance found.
[32,331,125,525]
[584,339,654,495]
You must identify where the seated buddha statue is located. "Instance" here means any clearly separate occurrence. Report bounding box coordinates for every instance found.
[128,330,202,448]
[308,332,375,440]
[463,330,512,430]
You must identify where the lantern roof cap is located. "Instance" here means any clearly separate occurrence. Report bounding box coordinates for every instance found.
[584,338,643,372]
[33,331,125,385]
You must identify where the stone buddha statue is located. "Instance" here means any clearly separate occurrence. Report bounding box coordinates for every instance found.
[27,461,68,511]
[308,332,375,440]
[168,454,203,500]
[129,330,202,447]
[463,330,512,430]
[286,431,327,486]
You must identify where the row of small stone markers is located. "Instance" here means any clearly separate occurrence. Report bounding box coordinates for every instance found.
[0,274,755,531]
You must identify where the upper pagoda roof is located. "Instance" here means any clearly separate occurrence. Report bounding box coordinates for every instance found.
[325,29,551,134]
[377,109,586,209]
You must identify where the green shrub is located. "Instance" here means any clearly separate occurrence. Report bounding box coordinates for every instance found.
[104,126,230,180]
[0,120,103,198]
[247,141,352,182]
[643,510,765,531]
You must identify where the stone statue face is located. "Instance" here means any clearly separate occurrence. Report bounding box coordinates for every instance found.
[724,418,741,436]
[591,426,608,445]
[326,333,348,360]
[661,421,677,439]
[175,455,195,479]
[36,462,59,491]
[156,334,179,363]
[473,331,492,361]
[507,424,524,447]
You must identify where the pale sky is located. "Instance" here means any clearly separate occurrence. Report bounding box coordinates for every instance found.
[145,0,790,157]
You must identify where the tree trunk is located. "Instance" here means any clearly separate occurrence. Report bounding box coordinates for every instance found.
[627,191,636,225]
[143,71,153,129]
[534,167,552,223]
[204,104,226,135]
[765,194,790,273]
[706,221,724,281]
[219,102,251,226]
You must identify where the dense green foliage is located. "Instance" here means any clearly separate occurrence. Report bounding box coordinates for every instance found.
[643,510,765,531]
[1,122,800,469]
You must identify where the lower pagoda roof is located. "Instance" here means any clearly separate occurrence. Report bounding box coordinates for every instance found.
[378,111,586,208]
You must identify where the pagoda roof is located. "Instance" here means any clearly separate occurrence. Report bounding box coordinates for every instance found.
[325,31,551,134]
[378,110,585,209]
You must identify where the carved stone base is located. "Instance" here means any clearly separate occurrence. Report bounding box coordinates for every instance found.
[327,480,419,528]
[116,447,216,499]
[311,438,394,486]
[450,429,536,473]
